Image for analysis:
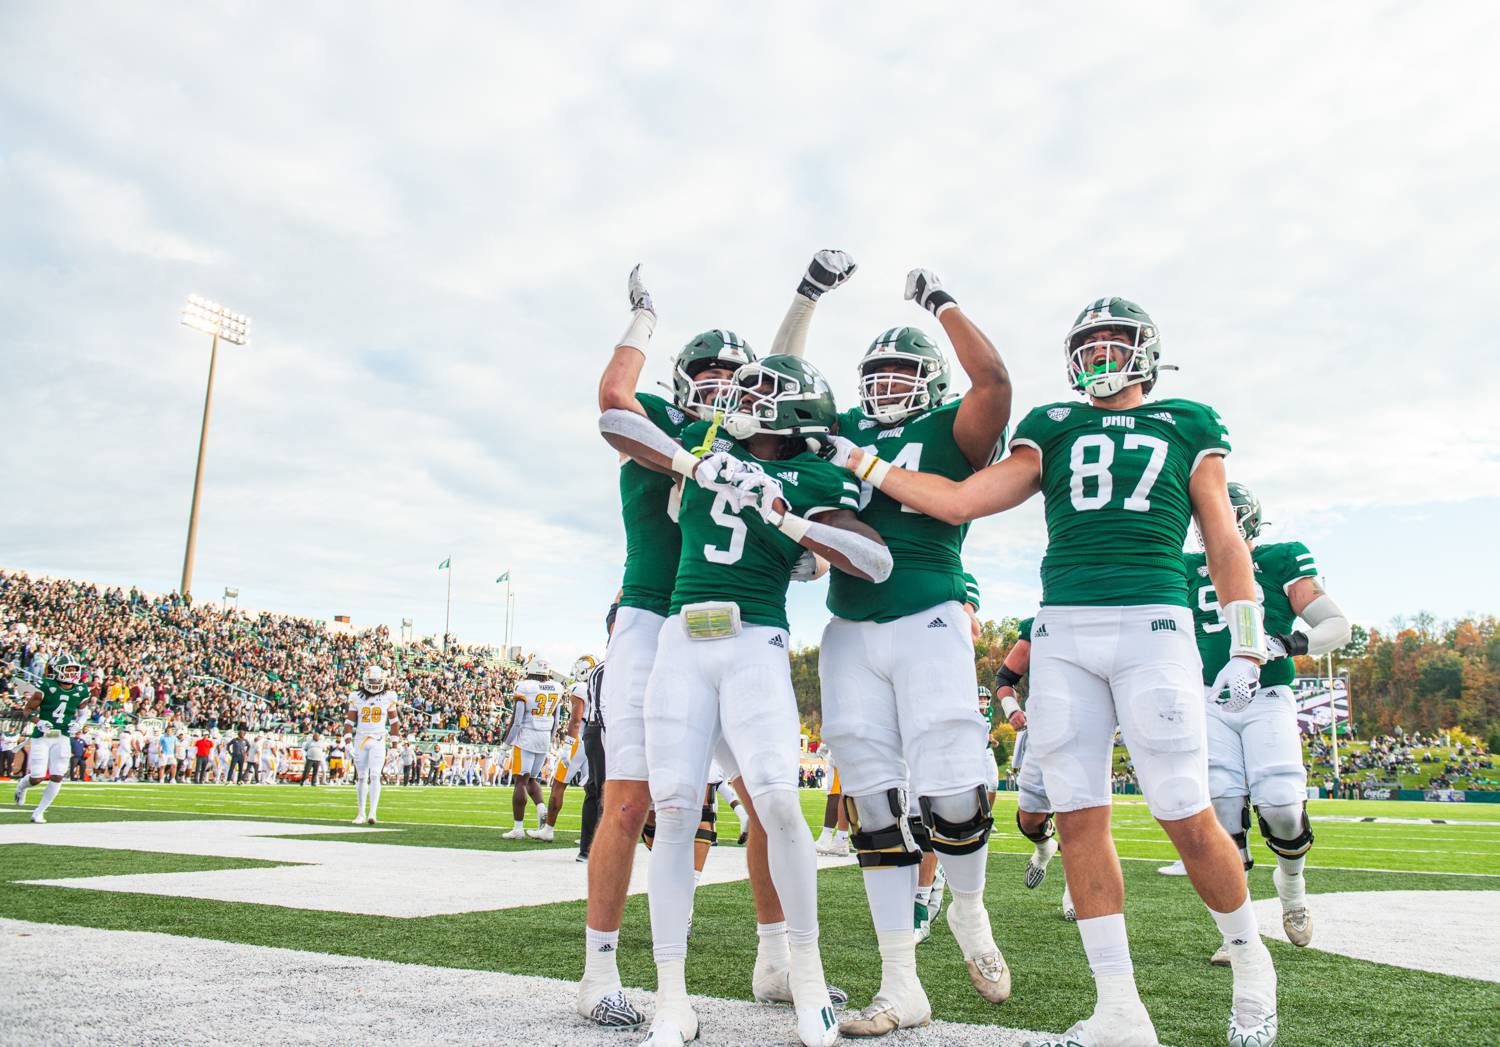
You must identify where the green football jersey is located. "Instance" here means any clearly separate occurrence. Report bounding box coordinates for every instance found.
[32,679,88,738]
[1010,398,1230,607]
[617,392,692,616]
[829,400,1001,623]
[670,422,861,630]
[1185,541,1320,688]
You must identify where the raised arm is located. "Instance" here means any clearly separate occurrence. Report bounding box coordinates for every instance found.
[598,264,657,415]
[769,250,858,359]
[905,269,1012,469]
[837,443,1042,525]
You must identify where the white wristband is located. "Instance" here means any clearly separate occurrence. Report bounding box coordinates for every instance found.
[776,513,811,543]
[670,449,700,479]
[934,300,958,318]
[1000,695,1021,718]
[861,455,893,488]
[618,309,656,355]
[1224,599,1267,661]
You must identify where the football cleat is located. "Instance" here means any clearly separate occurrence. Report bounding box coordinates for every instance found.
[367,817,377,826]
[30,811,46,824]
[814,835,839,856]
[1025,837,1058,888]
[1158,859,1188,876]
[796,1001,840,1047]
[1211,944,1232,967]
[578,987,645,1029]
[947,898,1011,1004]
[500,826,527,840]
[1023,1001,1159,1047]
[838,986,931,1038]
[753,965,847,1007]
[527,823,555,842]
[640,1002,698,1045]
[1062,887,1077,922]
[14,780,26,805]
[1228,942,1279,1047]
[737,827,749,846]
[576,852,589,863]
[1281,905,1312,947]
[352,815,367,825]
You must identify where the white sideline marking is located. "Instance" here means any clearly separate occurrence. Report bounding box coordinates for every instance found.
[0,819,856,917]
[1253,890,1500,984]
[0,918,1048,1046]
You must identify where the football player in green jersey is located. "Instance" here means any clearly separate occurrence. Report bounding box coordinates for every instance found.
[11,653,92,824]
[840,298,1280,1047]
[1187,482,1350,962]
[796,268,1013,1035]
[585,265,757,1029]
[602,351,889,1047]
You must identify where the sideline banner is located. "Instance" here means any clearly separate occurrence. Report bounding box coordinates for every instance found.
[1294,676,1350,735]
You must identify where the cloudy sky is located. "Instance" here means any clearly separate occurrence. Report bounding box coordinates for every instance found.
[3,3,1498,666]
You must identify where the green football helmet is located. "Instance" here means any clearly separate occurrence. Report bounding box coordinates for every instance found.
[45,652,84,686]
[1227,481,1264,541]
[725,355,839,439]
[672,330,755,419]
[1064,297,1163,398]
[857,326,951,423]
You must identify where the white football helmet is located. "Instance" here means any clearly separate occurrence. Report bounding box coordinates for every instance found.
[362,664,389,693]
[572,654,598,680]
[525,657,551,679]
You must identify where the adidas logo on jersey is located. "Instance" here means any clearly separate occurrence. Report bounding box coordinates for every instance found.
[1047,406,1071,422]
[768,634,785,648]
[1034,623,1049,637]
[927,617,947,629]
[775,470,800,486]
[1149,411,1176,425]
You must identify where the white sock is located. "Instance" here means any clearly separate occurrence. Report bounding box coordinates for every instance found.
[656,957,689,1007]
[1078,913,1135,983]
[369,779,382,819]
[914,885,932,907]
[935,847,988,894]
[816,827,832,844]
[583,926,620,985]
[356,779,367,817]
[1277,857,1307,907]
[756,921,790,971]
[512,819,523,832]
[35,780,62,815]
[876,926,919,988]
[647,806,698,965]
[693,868,703,887]
[861,863,918,933]
[834,829,848,844]
[756,790,821,945]
[1209,895,1261,949]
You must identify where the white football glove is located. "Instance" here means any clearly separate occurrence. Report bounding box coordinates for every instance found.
[797,249,858,302]
[1210,656,1262,713]
[1264,634,1289,660]
[905,268,958,316]
[807,433,860,470]
[790,550,820,581]
[733,473,788,524]
[37,719,55,733]
[627,263,654,316]
[692,450,745,490]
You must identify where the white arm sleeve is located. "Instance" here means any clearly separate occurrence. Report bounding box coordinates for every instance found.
[599,409,699,477]
[769,294,816,359]
[1300,593,1351,656]
[781,514,891,582]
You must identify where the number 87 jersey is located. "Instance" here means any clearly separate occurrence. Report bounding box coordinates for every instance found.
[1009,397,1230,608]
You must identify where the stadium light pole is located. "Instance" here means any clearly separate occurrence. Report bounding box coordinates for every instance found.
[179,295,250,600]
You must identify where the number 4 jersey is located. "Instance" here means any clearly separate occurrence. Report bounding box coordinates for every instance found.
[1010,398,1230,607]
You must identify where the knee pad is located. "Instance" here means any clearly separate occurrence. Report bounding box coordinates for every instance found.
[1015,809,1055,846]
[845,789,922,869]
[1212,795,1254,872]
[919,786,993,856]
[1256,802,1314,859]
[696,803,718,846]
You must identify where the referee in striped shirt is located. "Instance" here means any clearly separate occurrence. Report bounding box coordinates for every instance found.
[577,603,617,862]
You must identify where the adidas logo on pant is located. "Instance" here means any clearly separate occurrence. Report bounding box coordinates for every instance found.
[927,617,947,629]
[768,634,785,648]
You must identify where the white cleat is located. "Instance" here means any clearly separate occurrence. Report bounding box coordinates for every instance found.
[947,900,1011,1003]
[753,964,849,1006]
[1228,943,1279,1047]
[577,985,645,1028]
[838,984,931,1037]
[500,825,527,840]
[1025,837,1058,888]
[814,836,838,856]
[13,781,26,805]
[797,1001,841,1046]
[352,815,367,825]
[640,1002,698,1045]
[526,823,554,842]
[1158,859,1188,876]
[30,811,46,824]
[1023,1000,1159,1047]
[1211,944,1232,966]
[1281,905,1312,947]
[1062,887,1077,922]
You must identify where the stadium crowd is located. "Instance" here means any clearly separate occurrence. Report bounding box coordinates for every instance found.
[1,569,520,743]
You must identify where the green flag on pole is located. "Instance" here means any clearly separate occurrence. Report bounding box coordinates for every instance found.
[438,557,451,570]
[496,571,509,583]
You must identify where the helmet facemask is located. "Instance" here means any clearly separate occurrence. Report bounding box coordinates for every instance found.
[858,357,939,424]
[1067,321,1159,398]
[52,655,83,686]
[725,361,836,440]
[678,359,739,420]
[362,665,388,693]
[672,330,754,421]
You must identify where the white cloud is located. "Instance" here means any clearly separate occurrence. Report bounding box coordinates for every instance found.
[3,3,1499,663]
